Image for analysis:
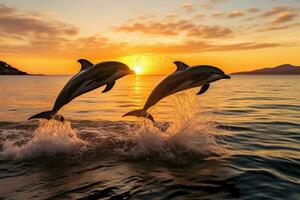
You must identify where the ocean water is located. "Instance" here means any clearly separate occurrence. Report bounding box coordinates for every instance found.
[0,75,299,199]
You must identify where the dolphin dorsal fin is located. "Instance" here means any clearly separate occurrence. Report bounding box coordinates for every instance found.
[174,61,189,72]
[77,59,93,71]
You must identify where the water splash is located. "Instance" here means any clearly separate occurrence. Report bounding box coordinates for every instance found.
[0,120,87,160]
[0,91,224,162]
[117,91,225,162]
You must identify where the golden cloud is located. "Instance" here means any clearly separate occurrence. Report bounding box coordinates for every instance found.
[114,18,232,38]
[261,6,290,17]
[247,7,261,13]
[271,12,298,24]
[181,3,195,11]
[0,4,78,37]
[228,10,245,18]
[0,3,289,62]
[201,0,228,9]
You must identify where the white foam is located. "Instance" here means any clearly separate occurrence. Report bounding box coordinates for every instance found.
[1,120,87,160]
[117,91,225,161]
[0,91,225,162]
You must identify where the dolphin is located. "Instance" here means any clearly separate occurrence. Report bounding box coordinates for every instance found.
[123,61,230,122]
[29,59,134,121]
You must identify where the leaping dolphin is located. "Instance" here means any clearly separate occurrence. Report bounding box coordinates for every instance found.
[123,61,230,122]
[29,59,134,121]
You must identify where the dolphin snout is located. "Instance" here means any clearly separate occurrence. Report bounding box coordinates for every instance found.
[222,74,231,79]
[123,68,135,74]
[128,69,135,74]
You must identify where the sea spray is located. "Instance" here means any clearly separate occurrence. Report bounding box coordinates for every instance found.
[117,91,224,162]
[0,91,224,162]
[0,120,87,160]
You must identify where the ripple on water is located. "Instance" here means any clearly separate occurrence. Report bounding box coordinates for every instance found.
[0,76,300,199]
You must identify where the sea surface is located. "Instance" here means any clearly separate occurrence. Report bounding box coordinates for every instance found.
[0,75,299,199]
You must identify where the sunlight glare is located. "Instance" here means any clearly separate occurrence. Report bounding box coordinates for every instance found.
[133,66,142,74]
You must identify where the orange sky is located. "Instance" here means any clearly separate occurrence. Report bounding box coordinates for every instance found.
[0,0,300,75]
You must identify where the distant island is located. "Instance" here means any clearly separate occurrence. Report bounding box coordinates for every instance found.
[232,64,300,75]
[0,61,29,75]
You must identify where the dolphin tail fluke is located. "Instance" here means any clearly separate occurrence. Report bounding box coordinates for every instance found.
[28,110,65,122]
[122,109,154,122]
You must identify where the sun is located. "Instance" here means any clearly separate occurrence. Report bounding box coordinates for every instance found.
[133,66,142,75]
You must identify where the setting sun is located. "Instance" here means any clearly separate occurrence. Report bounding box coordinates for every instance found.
[133,66,142,74]
[121,54,172,75]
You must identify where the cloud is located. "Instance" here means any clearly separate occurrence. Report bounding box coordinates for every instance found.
[211,12,226,18]
[1,28,279,59]
[209,0,228,3]
[228,10,245,18]
[65,36,128,58]
[260,22,300,32]
[0,4,80,58]
[127,41,281,55]
[201,0,228,9]
[114,21,182,36]
[0,4,15,15]
[0,15,78,36]
[247,7,261,13]
[259,6,298,25]
[212,10,245,18]
[194,13,205,18]
[164,13,177,18]
[114,18,232,38]
[271,12,298,24]
[212,42,280,51]
[261,6,290,17]
[0,3,287,62]
[187,26,232,38]
[0,34,128,60]
[256,6,299,32]
[0,4,78,37]
[181,3,195,11]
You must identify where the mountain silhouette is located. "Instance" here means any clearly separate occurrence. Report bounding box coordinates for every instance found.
[0,61,28,75]
[232,64,300,75]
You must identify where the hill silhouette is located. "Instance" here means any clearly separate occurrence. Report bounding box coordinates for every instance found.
[0,61,28,75]
[233,64,300,75]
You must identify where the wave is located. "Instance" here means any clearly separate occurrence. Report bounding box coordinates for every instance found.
[0,120,87,160]
[0,91,225,163]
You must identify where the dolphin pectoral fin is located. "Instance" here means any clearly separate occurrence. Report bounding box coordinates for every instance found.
[102,81,115,93]
[173,61,189,72]
[77,59,93,71]
[197,84,210,95]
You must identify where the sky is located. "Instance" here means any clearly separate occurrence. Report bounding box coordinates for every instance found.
[0,0,300,75]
